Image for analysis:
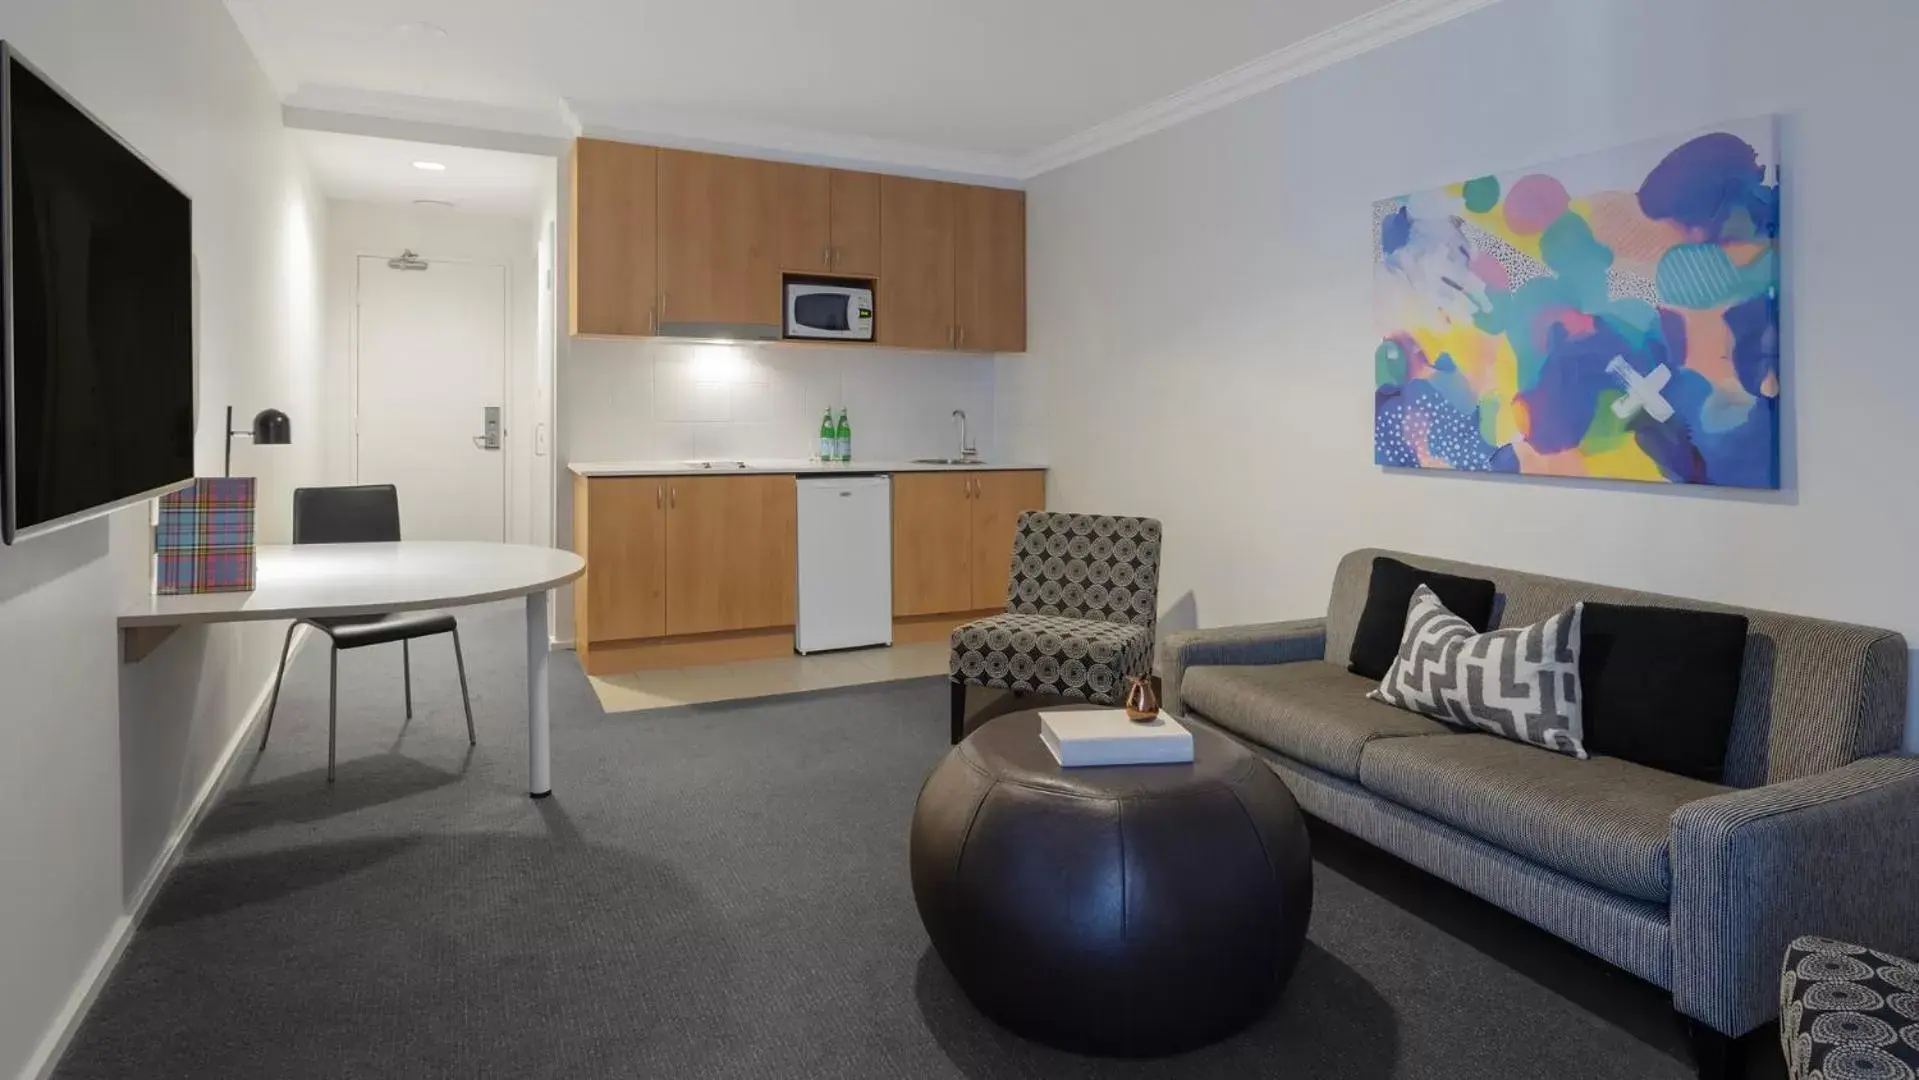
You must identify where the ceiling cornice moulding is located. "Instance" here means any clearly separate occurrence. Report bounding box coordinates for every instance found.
[1015,0,1505,178]
[568,101,1026,188]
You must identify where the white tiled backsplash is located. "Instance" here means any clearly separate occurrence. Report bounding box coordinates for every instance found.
[562,338,1000,463]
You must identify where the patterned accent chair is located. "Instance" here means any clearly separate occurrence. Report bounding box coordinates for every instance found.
[1780,936,1919,1080]
[947,511,1163,743]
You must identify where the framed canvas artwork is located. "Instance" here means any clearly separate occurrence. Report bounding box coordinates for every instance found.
[1372,119,1780,488]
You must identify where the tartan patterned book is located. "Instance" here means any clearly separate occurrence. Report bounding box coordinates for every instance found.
[155,478,258,594]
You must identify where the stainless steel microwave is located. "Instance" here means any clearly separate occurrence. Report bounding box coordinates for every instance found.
[785,282,874,340]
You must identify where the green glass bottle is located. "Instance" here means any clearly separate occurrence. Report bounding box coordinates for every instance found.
[819,407,836,462]
[835,408,851,463]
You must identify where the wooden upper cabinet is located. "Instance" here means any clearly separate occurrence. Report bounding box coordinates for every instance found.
[574,475,669,644]
[777,163,834,273]
[778,165,883,277]
[879,176,958,350]
[892,472,975,617]
[827,169,881,277]
[969,471,1046,609]
[955,186,1027,352]
[657,149,782,329]
[570,138,1024,349]
[662,475,797,636]
[570,139,658,337]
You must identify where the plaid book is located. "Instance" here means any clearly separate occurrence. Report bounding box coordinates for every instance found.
[155,478,257,594]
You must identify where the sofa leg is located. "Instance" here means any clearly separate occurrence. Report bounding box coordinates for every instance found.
[1677,1013,1744,1080]
[950,680,968,745]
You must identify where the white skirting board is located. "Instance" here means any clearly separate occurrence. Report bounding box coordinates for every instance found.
[18,627,314,1080]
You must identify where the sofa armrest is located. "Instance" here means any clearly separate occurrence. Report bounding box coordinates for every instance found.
[1669,755,1919,1036]
[1158,618,1327,717]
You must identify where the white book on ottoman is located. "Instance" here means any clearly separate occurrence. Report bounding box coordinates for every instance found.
[1039,709,1195,767]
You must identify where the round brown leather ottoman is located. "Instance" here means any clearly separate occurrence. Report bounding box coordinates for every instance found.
[910,707,1313,1057]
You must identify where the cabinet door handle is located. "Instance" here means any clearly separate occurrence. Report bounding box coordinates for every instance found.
[648,304,657,334]
[958,324,966,348]
[670,486,677,509]
[822,244,830,268]
[659,292,668,318]
[656,483,663,509]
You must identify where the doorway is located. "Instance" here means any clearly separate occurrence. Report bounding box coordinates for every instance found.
[353,253,509,542]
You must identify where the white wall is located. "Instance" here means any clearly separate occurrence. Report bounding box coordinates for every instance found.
[322,199,548,545]
[1022,0,1919,748]
[0,2,328,1077]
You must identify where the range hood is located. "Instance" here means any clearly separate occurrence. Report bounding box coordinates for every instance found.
[656,321,782,343]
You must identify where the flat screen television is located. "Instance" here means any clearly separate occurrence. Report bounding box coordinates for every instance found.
[1,43,194,544]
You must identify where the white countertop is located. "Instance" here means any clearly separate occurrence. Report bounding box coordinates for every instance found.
[567,458,1047,477]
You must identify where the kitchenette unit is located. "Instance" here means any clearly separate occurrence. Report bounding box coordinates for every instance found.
[569,461,1046,676]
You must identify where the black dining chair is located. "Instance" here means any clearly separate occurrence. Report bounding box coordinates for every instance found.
[257,484,475,781]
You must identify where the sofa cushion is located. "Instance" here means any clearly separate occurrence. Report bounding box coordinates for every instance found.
[1182,661,1455,780]
[1348,556,1498,680]
[1358,734,1729,902]
[1369,584,1589,758]
[1580,602,1749,782]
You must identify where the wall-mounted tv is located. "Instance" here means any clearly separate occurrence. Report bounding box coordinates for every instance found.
[1,43,194,544]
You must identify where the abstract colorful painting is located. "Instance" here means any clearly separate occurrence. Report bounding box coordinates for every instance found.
[1373,119,1780,488]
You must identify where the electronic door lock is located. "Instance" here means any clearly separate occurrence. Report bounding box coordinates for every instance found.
[473,406,502,450]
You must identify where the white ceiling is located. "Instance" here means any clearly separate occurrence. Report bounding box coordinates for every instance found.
[293,130,554,216]
[227,0,1478,180]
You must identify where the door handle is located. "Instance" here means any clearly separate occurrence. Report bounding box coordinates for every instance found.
[957,325,966,348]
[822,244,831,268]
[670,486,678,509]
[472,406,502,450]
[656,483,663,509]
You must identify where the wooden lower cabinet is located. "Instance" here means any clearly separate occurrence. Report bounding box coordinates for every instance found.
[891,469,1046,620]
[573,476,667,644]
[575,469,1043,675]
[662,475,796,636]
[891,473,975,617]
[572,473,796,674]
[969,470,1046,609]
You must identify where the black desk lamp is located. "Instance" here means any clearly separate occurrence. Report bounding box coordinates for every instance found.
[225,406,292,476]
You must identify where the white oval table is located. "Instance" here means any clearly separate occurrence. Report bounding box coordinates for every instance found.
[121,542,586,798]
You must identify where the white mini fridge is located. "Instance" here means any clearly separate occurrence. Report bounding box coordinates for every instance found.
[795,475,893,654]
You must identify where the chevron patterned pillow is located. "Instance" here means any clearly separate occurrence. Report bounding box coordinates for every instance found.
[1368,584,1589,758]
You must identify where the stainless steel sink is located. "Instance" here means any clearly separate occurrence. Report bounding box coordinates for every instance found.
[910,458,984,465]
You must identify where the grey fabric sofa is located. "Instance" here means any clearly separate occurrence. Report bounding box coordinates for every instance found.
[1161,548,1919,1062]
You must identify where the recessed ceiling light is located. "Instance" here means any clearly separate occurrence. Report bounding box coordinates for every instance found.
[414,199,456,208]
[412,160,447,172]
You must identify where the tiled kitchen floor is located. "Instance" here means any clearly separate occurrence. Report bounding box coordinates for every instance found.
[587,641,951,713]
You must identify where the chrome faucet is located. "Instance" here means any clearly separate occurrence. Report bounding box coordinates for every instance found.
[953,409,977,460]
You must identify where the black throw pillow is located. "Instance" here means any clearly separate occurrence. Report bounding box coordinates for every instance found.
[1579,603,1749,782]
[1348,557,1497,680]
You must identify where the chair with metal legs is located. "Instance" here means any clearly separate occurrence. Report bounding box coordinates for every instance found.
[256,484,476,781]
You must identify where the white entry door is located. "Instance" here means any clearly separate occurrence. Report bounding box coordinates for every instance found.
[355,255,508,542]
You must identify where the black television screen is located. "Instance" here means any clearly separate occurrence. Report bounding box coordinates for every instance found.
[2,44,193,543]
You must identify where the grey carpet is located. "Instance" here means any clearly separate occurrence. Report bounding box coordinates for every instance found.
[53,601,1779,1079]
